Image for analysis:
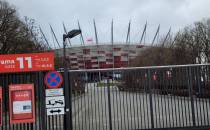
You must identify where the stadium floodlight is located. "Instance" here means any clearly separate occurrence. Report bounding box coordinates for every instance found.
[63,29,81,41]
[62,29,81,130]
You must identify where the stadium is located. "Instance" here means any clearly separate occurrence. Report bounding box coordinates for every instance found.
[56,43,147,70]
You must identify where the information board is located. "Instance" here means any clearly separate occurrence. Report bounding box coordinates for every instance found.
[9,84,35,124]
[0,52,54,73]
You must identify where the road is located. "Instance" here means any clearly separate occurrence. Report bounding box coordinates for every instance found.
[71,82,210,130]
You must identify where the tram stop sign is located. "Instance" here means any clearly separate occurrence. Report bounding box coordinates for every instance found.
[44,71,63,88]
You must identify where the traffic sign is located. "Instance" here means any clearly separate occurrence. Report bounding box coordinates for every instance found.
[45,88,64,97]
[47,108,64,116]
[44,71,63,88]
[46,96,65,108]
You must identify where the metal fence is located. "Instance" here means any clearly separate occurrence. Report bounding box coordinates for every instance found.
[0,64,210,130]
[69,64,210,130]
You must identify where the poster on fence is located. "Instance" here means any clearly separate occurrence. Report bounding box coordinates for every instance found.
[0,87,2,126]
[9,84,35,124]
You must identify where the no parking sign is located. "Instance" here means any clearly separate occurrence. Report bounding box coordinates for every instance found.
[44,71,63,89]
[45,71,65,116]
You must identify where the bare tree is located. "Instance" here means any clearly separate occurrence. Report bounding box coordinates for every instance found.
[0,1,47,54]
[132,18,210,67]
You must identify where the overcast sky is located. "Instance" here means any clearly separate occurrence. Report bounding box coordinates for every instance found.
[7,0,210,47]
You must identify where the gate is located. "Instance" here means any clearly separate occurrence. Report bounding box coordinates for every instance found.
[69,64,210,130]
[0,64,210,130]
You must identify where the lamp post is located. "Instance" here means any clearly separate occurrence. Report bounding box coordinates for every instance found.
[63,29,81,130]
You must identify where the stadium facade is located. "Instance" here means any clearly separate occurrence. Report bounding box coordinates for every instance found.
[56,43,146,69]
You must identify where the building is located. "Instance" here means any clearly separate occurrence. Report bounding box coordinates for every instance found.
[56,43,146,70]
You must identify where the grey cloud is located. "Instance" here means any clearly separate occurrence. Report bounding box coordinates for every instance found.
[7,0,210,47]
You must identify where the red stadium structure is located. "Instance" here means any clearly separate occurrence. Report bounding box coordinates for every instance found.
[55,43,146,70]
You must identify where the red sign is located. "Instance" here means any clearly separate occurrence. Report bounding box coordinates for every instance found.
[0,52,54,73]
[0,87,2,126]
[9,84,35,124]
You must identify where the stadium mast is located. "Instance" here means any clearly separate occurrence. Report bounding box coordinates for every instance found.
[93,19,101,80]
[111,19,114,44]
[77,20,86,69]
[139,21,147,45]
[170,30,180,48]
[49,24,61,48]
[126,20,131,44]
[93,19,99,45]
[111,19,114,69]
[77,20,85,46]
[39,26,51,50]
[151,24,160,46]
[126,20,131,66]
[62,22,71,47]
[29,24,45,50]
[50,26,57,49]
[161,27,171,47]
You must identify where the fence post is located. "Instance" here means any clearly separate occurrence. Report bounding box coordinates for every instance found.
[38,72,46,130]
[187,67,196,126]
[147,69,154,128]
[64,69,72,130]
[107,77,113,130]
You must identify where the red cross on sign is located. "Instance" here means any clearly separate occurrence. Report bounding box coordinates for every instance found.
[44,71,63,89]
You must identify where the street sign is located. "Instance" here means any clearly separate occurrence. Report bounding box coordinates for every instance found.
[46,96,65,108]
[46,88,64,97]
[47,107,64,116]
[9,84,35,124]
[44,71,63,88]
[0,52,54,73]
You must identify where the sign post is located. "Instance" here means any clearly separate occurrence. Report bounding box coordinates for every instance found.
[9,84,35,124]
[44,71,65,116]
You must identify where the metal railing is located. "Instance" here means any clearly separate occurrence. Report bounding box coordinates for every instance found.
[0,64,210,130]
[69,64,210,130]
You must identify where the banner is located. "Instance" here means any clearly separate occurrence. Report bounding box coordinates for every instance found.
[9,84,35,124]
[0,52,54,73]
